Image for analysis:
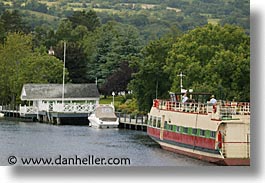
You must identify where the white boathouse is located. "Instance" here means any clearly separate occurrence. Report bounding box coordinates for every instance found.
[19,83,100,124]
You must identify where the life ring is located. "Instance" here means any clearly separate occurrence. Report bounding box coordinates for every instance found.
[153,99,159,108]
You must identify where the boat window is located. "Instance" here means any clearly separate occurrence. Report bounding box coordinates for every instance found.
[101,107,113,113]
[152,117,157,127]
[164,121,168,128]
[149,116,153,125]
[183,127,188,134]
[157,118,161,128]
[210,131,216,138]
[166,124,173,131]
[192,128,197,135]
[176,126,180,132]
[200,129,205,136]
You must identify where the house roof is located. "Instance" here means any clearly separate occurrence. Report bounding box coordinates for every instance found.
[21,84,100,101]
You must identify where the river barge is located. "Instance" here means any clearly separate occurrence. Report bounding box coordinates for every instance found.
[147,92,250,166]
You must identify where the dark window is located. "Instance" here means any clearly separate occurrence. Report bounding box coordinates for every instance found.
[149,116,152,125]
[192,128,197,135]
[183,127,188,134]
[210,131,216,138]
[176,126,180,132]
[152,117,157,127]
[200,129,205,136]
[164,121,168,128]
[157,118,161,128]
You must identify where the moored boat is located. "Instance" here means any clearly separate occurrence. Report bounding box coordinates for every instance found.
[147,92,250,166]
[88,105,119,128]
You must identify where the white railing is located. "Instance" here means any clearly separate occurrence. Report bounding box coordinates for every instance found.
[154,100,208,114]
[153,99,250,117]
[38,102,49,111]
[19,103,96,115]
[52,103,95,113]
[19,105,38,115]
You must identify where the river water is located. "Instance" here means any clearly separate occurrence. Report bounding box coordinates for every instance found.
[0,119,214,166]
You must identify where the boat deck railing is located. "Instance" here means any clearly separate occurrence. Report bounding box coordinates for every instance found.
[153,99,250,119]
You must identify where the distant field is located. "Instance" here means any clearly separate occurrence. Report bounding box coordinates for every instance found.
[208,18,220,25]
[38,1,181,15]
[21,9,58,21]
[200,13,220,25]
[39,0,59,6]
[166,7,181,13]
[93,8,121,14]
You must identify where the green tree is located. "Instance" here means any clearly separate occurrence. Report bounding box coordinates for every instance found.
[54,41,87,83]
[0,32,32,104]
[0,10,29,34]
[24,0,48,13]
[129,36,174,112]
[0,32,67,105]
[100,61,134,96]
[165,24,250,101]
[0,21,5,43]
[55,19,73,42]
[83,22,142,85]
[20,52,67,84]
[67,10,101,31]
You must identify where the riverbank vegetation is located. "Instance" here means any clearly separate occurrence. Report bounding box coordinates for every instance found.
[0,0,249,113]
[129,24,250,112]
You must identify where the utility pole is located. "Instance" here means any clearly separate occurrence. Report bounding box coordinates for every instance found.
[62,41,66,104]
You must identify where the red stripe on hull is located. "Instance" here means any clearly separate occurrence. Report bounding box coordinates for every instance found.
[161,145,250,166]
[147,126,160,138]
[163,130,215,149]
[147,127,215,150]
[147,127,250,166]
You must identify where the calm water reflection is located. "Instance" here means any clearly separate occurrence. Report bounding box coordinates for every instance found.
[0,119,214,166]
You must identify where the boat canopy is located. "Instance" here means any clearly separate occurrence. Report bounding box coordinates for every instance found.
[95,106,117,121]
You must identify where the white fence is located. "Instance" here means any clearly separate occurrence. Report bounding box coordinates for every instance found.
[19,102,96,115]
[19,105,38,115]
[52,103,96,113]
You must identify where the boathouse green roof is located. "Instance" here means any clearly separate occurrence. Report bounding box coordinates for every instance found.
[20,84,100,101]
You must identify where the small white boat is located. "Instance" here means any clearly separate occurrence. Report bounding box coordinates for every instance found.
[88,105,119,128]
[0,112,4,118]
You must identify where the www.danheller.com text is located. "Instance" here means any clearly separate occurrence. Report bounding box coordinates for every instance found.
[7,155,131,166]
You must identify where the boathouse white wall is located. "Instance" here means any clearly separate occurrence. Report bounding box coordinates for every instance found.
[19,84,100,115]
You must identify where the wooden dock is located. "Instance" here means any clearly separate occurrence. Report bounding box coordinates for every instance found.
[116,113,148,131]
[0,104,92,125]
[1,106,148,131]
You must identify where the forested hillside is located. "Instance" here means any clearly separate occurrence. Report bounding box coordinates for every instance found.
[0,0,250,113]
[0,0,250,41]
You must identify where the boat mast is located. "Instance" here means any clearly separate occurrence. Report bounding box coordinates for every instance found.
[177,72,185,93]
[62,41,66,104]
[155,80,158,99]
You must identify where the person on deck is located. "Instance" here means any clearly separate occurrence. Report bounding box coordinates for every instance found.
[210,95,217,113]
[210,95,217,105]
[182,93,188,103]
